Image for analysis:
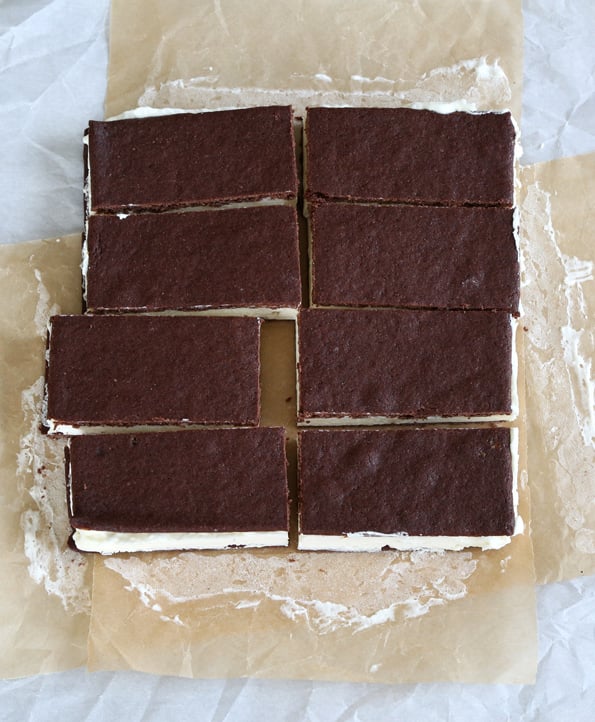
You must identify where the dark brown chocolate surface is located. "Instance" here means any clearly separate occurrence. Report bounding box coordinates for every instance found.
[310,203,520,313]
[298,427,515,536]
[85,206,301,312]
[298,308,513,420]
[68,428,288,533]
[46,315,261,428]
[87,106,298,212]
[305,107,515,207]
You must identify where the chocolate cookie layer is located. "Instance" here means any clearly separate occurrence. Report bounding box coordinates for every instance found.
[310,203,519,313]
[85,206,301,315]
[297,308,515,422]
[45,314,261,431]
[305,107,515,207]
[68,428,288,551]
[87,106,298,213]
[298,427,515,548]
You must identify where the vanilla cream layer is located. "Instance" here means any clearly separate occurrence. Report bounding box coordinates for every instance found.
[298,412,515,427]
[47,421,247,436]
[298,428,522,552]
[74,529,289,554]
[298,532,511,552]
[82,305,299,320]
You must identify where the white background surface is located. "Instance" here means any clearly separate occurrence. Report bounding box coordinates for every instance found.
[1,0,595,719]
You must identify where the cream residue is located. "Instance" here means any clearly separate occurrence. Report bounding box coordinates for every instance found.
[134,57,510,117]
[17,267,90,615]
[18,377,91,615]
[405,57,511,107]
[33,268,59,337]
[521,181,595,556]
[104,549,478,634]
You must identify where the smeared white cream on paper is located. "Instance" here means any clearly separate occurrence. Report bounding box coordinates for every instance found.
[521,182,595,556]
[134,57,510,116]
[18,377,91,615]
[104,550,478,633]
[16,268,90,615]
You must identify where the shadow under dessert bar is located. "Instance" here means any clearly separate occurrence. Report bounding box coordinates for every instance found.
[67,428,289,554]
[44,314,261,433]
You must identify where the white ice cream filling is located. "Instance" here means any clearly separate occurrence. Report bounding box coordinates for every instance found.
[297,533,510,552]
[81,305,298,320]
[73,529,289,554]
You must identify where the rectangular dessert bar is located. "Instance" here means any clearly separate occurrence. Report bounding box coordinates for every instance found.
[86,106,298,213]
[297,308,517,424]
[44,314,261,433]
[84,206,301,317]
[68,428,289,553]
[309,203,520,314]
[304,107,516,207]
[298,427,519,551]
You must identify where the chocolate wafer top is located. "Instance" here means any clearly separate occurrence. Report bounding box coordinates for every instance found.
[87,106,298,212]
[305,107,516,206]
[85,206,301,312]
[68,428,288,533]
[298,308,514,420]
[46,314,261,427]
[310,203,520,313]
[299,427,515,537]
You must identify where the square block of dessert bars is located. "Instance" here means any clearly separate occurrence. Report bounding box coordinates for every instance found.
[68,428,289,554]
[304,107,516,207]
[45,315,261,433]
[297,308,517,424]
[86,106,298,213]
[309,203,519,313]
[298,427,518,552]
[84,206,301,317]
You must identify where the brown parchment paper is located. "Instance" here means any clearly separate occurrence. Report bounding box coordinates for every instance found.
[0,237,92,678]
[105,0,523,120]
[79,0,537,684]
[519,156,595,583]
